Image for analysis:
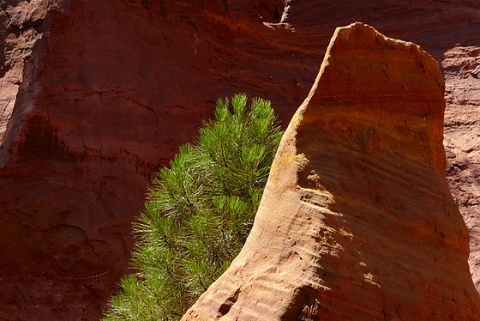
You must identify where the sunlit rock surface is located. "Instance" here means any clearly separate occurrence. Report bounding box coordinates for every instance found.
[182,23,480,321]
[0,1,479,319]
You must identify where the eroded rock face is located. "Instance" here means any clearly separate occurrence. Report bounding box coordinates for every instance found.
[443,46,480,290]
[0,0,65,140]
[0,1,311,320]
[182,23,480,321]
[0,0,479,320]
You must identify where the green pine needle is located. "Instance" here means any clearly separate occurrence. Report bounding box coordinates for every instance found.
[102,94,282,321]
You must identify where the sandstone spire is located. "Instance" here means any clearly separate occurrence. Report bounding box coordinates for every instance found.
[182,22,480,320]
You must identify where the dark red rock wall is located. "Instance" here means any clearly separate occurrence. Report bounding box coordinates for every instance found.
[0,0,479,320]
[0,1,316,319]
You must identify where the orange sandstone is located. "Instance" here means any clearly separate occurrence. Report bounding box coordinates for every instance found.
[182,23,480,321]
[1,1,479,319]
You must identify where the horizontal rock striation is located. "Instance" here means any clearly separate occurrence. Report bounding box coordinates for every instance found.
[0,0,479,319]
[0,1,314,319]
[182,23,480,321]
[443,46,480,290]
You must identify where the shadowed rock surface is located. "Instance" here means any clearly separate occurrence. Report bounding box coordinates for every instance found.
[0,1,479,320]
[182,22,480,321]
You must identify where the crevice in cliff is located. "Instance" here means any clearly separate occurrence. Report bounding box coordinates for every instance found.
[222,0,286,23]
[218,288,240,317]
[256,0,286,23]
[279,286,320,321]
[125,98,160,136]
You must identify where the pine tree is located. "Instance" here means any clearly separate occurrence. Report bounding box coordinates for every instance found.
[103,94,282,321]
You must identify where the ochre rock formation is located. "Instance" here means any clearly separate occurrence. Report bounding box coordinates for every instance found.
[182,23,480,321]
[443,46,480,290]
[0,1,479,320]
[0,1,310,320]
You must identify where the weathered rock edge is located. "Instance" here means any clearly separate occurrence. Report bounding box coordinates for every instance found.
[182,22,480,321]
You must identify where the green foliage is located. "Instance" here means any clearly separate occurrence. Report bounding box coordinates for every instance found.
[103,94,283,321]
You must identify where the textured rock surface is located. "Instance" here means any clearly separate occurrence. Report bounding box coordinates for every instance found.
[182,23,480,321]
[0,0,64,140]
[0,0,479,320]
[0,1,312,320]
[443,46,480,290]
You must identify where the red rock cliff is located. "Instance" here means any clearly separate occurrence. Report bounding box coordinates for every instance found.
[0,1,479,320]
[0,1,310,319]
[182,22,480,321]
